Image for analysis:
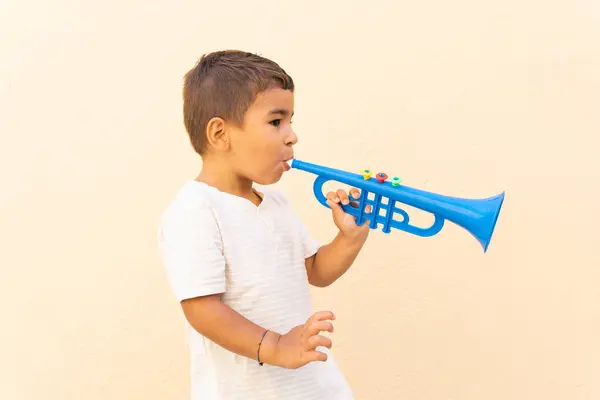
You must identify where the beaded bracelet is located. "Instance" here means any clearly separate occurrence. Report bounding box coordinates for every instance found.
[257,329,269,366]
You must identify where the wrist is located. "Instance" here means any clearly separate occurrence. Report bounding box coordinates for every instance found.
[337,229,368,247]
[257,330,281,366]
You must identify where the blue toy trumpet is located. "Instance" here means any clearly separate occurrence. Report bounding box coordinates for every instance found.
[287,158,505,253]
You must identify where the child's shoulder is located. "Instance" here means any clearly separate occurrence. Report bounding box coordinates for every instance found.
[159,180,216,226]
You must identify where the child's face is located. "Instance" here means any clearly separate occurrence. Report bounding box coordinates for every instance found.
[228,87,297,185]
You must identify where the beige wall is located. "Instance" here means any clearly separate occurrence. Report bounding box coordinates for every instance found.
[2,0,599,399]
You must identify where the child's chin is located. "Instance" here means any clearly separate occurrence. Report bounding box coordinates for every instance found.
[255,172,283,185]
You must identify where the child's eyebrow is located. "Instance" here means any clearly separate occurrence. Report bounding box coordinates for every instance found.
[268,108,293,117]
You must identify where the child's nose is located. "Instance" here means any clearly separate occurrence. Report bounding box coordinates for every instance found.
[285,129,298,145]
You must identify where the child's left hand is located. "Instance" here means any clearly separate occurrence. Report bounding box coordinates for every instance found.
[325,187,372,241]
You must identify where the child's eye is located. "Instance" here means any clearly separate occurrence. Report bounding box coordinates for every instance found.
[270,119,281,127]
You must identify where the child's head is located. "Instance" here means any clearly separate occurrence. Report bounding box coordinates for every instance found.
[183,50,298,185]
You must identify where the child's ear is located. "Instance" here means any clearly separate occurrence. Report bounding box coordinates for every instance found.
[205,117,230,151]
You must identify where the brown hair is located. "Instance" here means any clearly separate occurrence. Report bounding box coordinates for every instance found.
[182,50,294,155]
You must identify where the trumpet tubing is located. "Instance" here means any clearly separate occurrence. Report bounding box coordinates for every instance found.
[288,158,505,252]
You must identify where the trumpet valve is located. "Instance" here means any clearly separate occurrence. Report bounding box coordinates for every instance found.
[376,172,388,183]
[392,176,402,186]
[362,169,372,180]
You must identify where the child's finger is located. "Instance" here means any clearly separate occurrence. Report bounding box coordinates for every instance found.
[304,350,328,363]
[349,187,361,199]
[350,203,373,224]
[336,189,349,205]
[306,334,332,351]
[325,191,340,203]
[348,201,372,211]
[306,320,334,337]
[326,199,342,212]
[308,310,336,323]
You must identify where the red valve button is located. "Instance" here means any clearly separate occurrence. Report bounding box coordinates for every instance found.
[376,172,388,183]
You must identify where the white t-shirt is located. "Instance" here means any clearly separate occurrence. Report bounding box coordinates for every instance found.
[157,180,354,400]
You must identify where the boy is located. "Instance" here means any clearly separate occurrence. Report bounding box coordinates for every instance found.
[158,50,372,400]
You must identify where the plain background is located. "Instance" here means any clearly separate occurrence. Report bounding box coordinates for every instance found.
[2,0,599,399]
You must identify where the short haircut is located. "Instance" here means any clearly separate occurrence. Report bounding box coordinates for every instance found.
[182,50,295,155]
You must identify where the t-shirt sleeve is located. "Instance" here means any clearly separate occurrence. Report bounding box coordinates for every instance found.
[158,201,226,302]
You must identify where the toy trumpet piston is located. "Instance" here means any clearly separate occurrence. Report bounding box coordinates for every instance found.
[287,158,505,253]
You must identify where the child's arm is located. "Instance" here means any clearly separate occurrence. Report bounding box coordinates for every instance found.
[159,202,335,370]
[180,294,336,369]
[305,187,371,287]
[305,231,366,287]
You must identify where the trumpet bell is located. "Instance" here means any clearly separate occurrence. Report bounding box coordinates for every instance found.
[289,158,505,253]
[439,191,505,252]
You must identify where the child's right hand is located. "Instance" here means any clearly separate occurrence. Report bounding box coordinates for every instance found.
[269,310,336,369]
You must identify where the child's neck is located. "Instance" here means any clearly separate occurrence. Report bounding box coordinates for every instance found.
[195,158,262,206]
